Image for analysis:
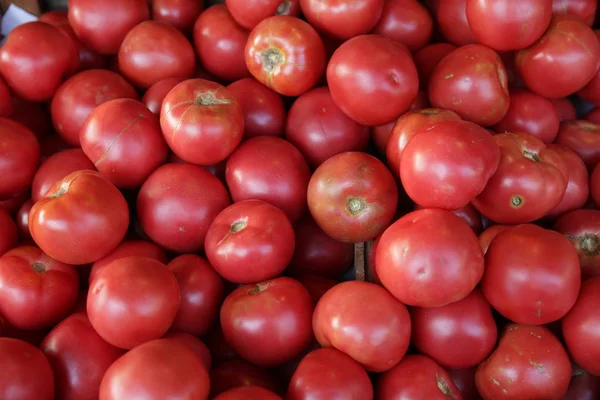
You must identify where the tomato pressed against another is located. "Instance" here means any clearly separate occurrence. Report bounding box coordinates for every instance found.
[546,144,589,217]
[226,0,301,30]
[161,332,212,370]
[432,0,477,46]
[554,209,600,278]
[373,0,433,52]
[142,77,185,115]
[554,120,600,169]
[151,0,203,33]
[0,205,17,256]
[551,97,577,121]
[413,43,457,90]
[552,0,597,26]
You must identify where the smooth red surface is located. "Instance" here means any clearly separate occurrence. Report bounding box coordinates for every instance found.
[0,118,40,200]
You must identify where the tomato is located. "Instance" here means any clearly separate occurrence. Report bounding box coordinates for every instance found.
[29,170,129,265]
[31,149,95,203]
[327,34,418,126]
[226,137,311,223]
[432,0,477,45]
[554,209,600,278]
[429,44,510,126]
[313,281,411,372]
[376,355,463,399]
[162,332,212,370]
[14,200,33,241]
[210,359,282,396]
[226,0,301,30]
[546,144,590,217]
[0,206,17,256]
[227,78,286,138]
[373,0,433,52]
[563,365,600,400]
[151,0,203,33]
[245,16,326,97]
[552,0,597,25]
[307,152,398,242]
[51,69,138,146]
[493,89,560,143]
[371,121,397,155]
[483,224,580,324]
[585,107,600,123]
[479,225,510,255]
[454,204,484,234]
[99,339,210,400]
[413,43,457,90]
[168,254,224,336]
[377,209,484,307]
[578,31,600,105]
[285,87,369,167]
[472,132,568,224]
[142,77,185,115]
[160,79,244,165]
[193,5,251,82]
[551,98,577,121]
[476,324,571,399]
[448,368,478,400]
[137,163,230,253]
[287,348,373,400]
[0,338,54,400]
[555,120,600,169]
[68,0,150,55]
[516,17,600,98]
[0,119,40,201]
[0,76,12,117]
[40,313,124,400]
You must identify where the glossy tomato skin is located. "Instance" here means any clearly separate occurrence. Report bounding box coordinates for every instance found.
[376,354,463,399]
[226,137,311,223]
[14,200,33,240]
[482,224,580,324]
[151,0,203,33]
[40,312,125,400]
[226,0,300,30]
[160,79,244,165]
[220,277,313,367]
[168,254,224,336]
[546,144,589,217]
[162,332,212,370]
[137,163,231,253]
[516,16,600,98]
[476,324,571,399]
[215,386,282,400]
[285,87,369,167]
[210,359,282,396]
[472,132,568,224]
[68,0,149,55]
[142,77,185,115]
[552,0,597,25]
[193,5,251,82]
[51,69,138,146]
[373,0,433,52]
[554,209,600,278]
[0,118,40,200]
[327,34,418,126]
[227,78,286,138]
[307,152,398,243]
[0,206,17,256]
[313,281,411,372]
[29,170,129,265]
[99,339,210,400]
[555,120,600,169]
[433,0,477,45]
[377,209,484,307]
[245,16,325,97]
[429,44,510,126]
[413,43,457,90]
[0,338,55,400]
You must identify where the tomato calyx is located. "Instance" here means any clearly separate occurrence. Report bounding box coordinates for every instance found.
[248,281,271,295]
[436,373,457,398]
[565,233,600,257]
[510,195,525,208]
[522,150,540,162]
[194,92,231,106]
[230,218,248,234]
[419,109,442,116]
[50,181,70,199]
[30,262,46,273]
[346,197,367,216]
[276,0,291,15]
[261,48,284,72]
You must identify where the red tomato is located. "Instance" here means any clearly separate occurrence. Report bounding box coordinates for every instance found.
[429,44,510,126]
[413,43,457,90]
[493,89,560,143]
[312,281,411,372]
[585,107,600,123]
[99,339,210,400]
[376,355,463,399]
[285,87,369,167]
[478,224,510,254]
[546,144,590,217]
[472,132,568,224]
[245,16,326,97]
[451,204,484,235]
[327,34,418,126]
[31,149,95,203]
[552,0,597,25]
[373,0,433,52]
[0,76,12,117]
[0,22,78,102]
[554,209,600,278]
[151,0,203,33]
[15,200,33,241]
[476,324,571,399]
[226,137,311,223]
[226,0,301,29]
[0,338,55,400]
[205,200,295,283]
[142,77,185,115]
[291,273,339,304]
[0,206,17,256]
[287,348,373,400]
[371,121,397,155]
[40,313,124,400]
[221,277,313,367]
[210,359,282,396]
[551,97,577,121]
[483,224,580,324]
[307,152,398,243]
[448,368,478,400]
[555,120,600,169]
[516,16,600,98]
[578,31,600,105]
[137,163,230,253]
[160,79,244,165]
[162,332,212,370]
[193,5,251,82]
[29,170,129,265]
[432,0,477,45]
[227,78,286,138]
[168,254,224,336]
[68,0,149,55]
[51,69,138,146]
[563,364,600,400]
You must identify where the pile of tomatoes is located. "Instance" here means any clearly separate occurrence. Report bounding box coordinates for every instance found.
[1,0,600,399]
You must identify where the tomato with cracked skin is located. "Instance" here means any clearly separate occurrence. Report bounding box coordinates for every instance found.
[431,0,477,46]
[373,0,433,52]
[151,0,203,33]
[413,43,457,90]
[226,0,301,30]
[0,118,40,200]
[142,77,185,115]
[162,332,212,370]
[555,120,600,169]
[210,359,282,397]
[215,386,282,400]
[552,0,597,25]
[546,144,589,217]
[554,209,600,278]
[0,206,17,256]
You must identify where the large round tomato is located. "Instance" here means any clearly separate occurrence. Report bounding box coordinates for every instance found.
[0,206,17,256]
[554,209,600,278]
[546,144,589,217]
[432,0,477,45]
[151,0,203,33]
[226,0,301,29]
[554,120,600,169]
[214,386,282,400]
[552,0,597,26]
[142,77,185,115]
[373,0,433,52]
[377,209,484,307]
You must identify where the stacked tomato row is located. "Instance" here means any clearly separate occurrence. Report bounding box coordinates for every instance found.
[0,0,600,399]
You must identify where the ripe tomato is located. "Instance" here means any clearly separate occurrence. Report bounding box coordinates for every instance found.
[193,5,251,82]
[578,30,600,105]
[245,16,326,97]
[373,0,433,52]
[448,368,478,400]
[546,144,589,217]
[68,0,149,55]
[413,43,457,90]
[554,209,600,278]
[168,254,224,336]
[210,359,282,396]
[142,77,185,115]
[377,209,484,307]
[162,332,212,370]
[442,203,484,234]
[552,97,577,121]
[40,313,124,400]
[15,200,33,241]
[552,0,597,25]
[432,0,477,45]
[0,205,17,256]
[476,324,571,399]
[99,339,210,400]
[160,79,244,165]
[472,132,568,224]
[226,0,301,29]
[313,281,411,372]
[478,224,510,254]
[307,152,398,243]
[285,87,369,167]
[151,0,203,33]
[555,120,600,169]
